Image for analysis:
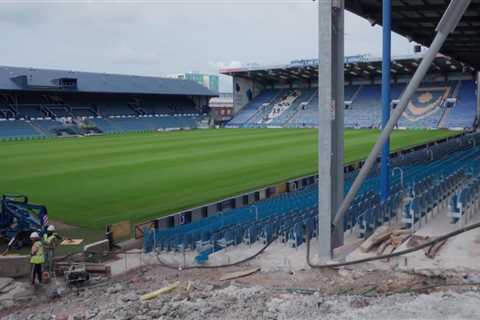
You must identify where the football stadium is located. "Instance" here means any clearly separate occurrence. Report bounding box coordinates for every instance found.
[0,57,467,229]
[3,0,480,319]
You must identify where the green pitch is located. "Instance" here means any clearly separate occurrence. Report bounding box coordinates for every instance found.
[0,129,457,228]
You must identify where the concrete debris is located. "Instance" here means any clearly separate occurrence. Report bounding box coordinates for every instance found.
[463,273,480,284]
[0,277,14,292]
[2,264,480,320]
[106,283,124,295]
[0,279,33,309]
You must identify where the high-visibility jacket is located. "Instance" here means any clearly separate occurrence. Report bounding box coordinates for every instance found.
[31,241,45,264]
[43,233,55,244]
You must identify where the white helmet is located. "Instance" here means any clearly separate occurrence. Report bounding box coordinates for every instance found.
[30,232,40,239]
[47,225,56,232]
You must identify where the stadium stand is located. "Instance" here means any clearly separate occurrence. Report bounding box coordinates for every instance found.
[287,90,320,127]
[346,84,383,128]
[0,66,215,140]
[226,81,476,129]
[228,90,278,126]
[0,120,42,139]
[222,55,478,130]
[442,80,477,129]
[144,133,480,263]
[30,119,67,135]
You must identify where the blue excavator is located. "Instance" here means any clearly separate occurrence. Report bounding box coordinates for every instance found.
[0,194,49,250]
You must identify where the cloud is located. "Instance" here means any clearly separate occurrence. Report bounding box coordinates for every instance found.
[0,1,413,93]
[109,44,163,66]
[209,60,244,70]
[0,3,51,26]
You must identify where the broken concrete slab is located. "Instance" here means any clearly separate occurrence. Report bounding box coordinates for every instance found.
[0,277,14,292]
[0,256,30,278]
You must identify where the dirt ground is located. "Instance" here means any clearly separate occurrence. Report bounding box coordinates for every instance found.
[3,209,480,319]
[2,259,480,320]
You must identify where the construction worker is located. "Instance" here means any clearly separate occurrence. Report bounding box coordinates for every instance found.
[30,232,44,285]
[43,225,62,272]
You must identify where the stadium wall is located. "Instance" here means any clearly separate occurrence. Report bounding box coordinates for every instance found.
[134,132,464,239]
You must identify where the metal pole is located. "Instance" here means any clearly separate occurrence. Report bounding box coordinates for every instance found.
[318,0,333,258]
[476,71,480,128]
[333,0,471,228]
[333,0,345,248]
[380,0,392,202]
[318,0,345,258]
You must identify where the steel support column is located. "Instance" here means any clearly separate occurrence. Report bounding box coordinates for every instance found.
[476,71,480,128]
[332,0,471,228]
[318,0,344,259]
[333,0,345,249]
[380,0,392,201]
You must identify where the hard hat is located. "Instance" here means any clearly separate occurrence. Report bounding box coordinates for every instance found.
[47,225,56,232]
[30,232,40,239]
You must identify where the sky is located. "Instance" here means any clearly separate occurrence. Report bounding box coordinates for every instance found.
[0,0,414,92]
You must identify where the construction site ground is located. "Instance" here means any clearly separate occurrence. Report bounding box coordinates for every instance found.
[2,207,480,319]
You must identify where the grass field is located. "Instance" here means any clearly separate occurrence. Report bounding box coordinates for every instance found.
[0,128,458,228]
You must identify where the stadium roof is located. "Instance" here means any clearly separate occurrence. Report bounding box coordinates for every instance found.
[0,66,216,97]
[345,0,480,69]
[220,54,472,84]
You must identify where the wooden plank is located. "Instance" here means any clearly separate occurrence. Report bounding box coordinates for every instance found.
[391,229,411,236]
[60,239,83,246]
[376,239,392,256]
[391,234,410,247]
[220,268,261,281]
[360,226,394,252]
[109,220,131,240]
[385,244,396,256]
[141,281,179,301]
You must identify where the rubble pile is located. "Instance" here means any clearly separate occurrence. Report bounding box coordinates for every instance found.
[2,269,480,320]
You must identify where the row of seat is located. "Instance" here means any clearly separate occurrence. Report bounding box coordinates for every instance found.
[194,208,319,264]
[401,143,480,228]
[0,114,202,140]
[144,133,480,264]
[449,173,480,223]
[144,184,319,253]
[404,170,465,226]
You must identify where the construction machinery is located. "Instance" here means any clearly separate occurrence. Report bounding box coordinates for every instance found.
[0,194,48,249]
[64,265,90,287]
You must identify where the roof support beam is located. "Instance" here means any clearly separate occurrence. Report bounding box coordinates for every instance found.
[333,0,471,228]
